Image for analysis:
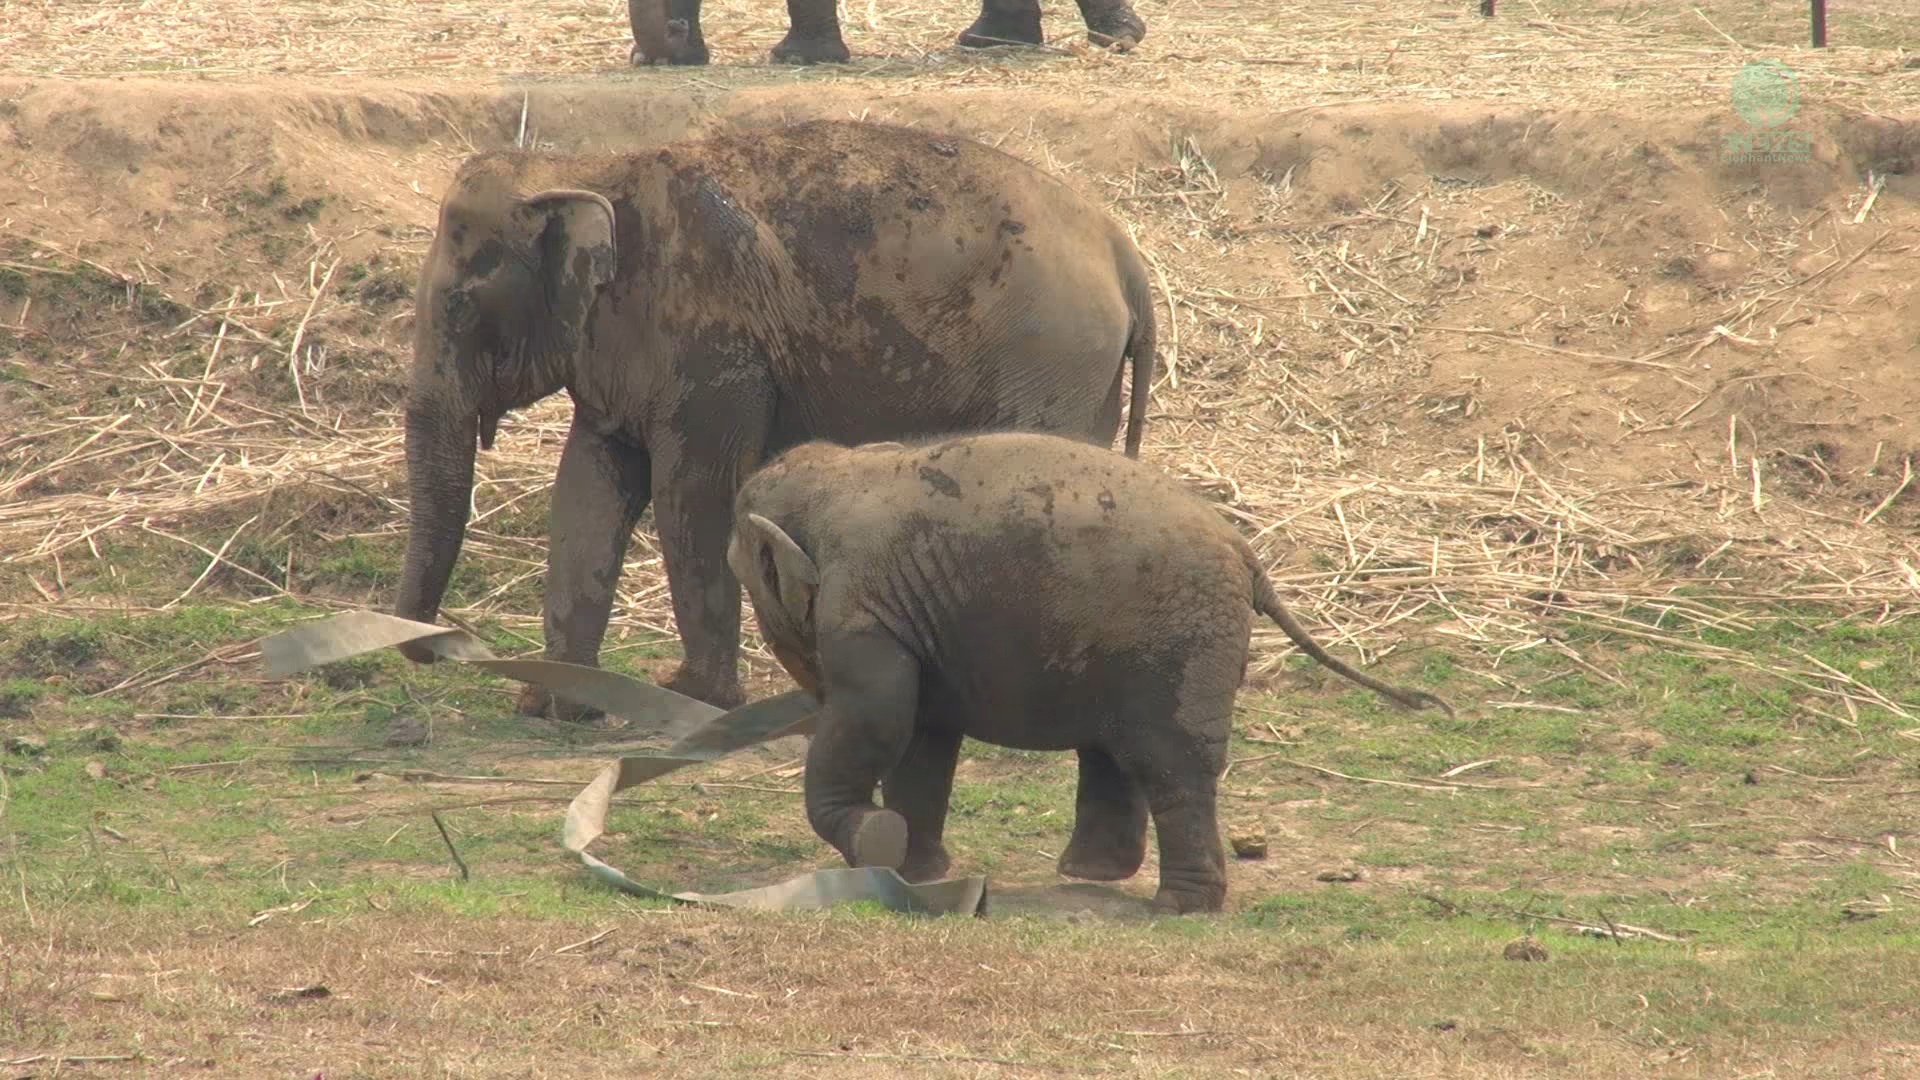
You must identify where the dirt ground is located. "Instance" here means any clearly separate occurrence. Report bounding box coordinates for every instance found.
[2,0,1919,1076]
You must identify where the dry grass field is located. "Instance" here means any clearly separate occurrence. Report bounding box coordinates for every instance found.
[2,1,1919,1076]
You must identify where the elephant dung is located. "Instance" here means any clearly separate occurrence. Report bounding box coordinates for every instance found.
[1230,831,1269,860]
[72,723,122,752]
[1502,936,1550,962]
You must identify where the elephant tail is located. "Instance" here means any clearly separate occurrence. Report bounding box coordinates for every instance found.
[1243,545,1456,717]
[1121,255,1157,459]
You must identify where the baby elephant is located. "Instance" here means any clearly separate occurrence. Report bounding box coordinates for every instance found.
[727,433,1453,913]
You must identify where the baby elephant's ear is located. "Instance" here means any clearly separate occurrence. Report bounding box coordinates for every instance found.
[740,512,819,628]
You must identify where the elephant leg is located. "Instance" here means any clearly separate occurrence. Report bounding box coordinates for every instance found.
[770,0,852,64]
[1109,673,1232,914]
[664,0,710,64]
[957,0,1044,49]
[522,420,653,723]
[1071,0,1146,51]
[650,446,755,711]
[804,631,923,870]
[1057,746,1148,882]
[883,727,963,882]
[1139,765,1227,914]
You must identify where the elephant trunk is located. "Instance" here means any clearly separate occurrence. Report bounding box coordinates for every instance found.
[393,395,480,662]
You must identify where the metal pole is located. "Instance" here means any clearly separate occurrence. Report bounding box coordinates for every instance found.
[1811,0,1827,47]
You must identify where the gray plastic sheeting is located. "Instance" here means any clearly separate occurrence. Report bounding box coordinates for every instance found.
[262,611,988,916]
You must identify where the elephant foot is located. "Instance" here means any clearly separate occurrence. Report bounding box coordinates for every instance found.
[1144,880,1221,910]
[515,684,610,727]
[631,18,708,64]
[1149,880,1226,915]
[665,19,709,64]
[632,44,710,66]
[847,809,910,870]
[897,846,952,883]
[396,637,441,665]
[1085,20,1144,52]
[769,30,851,64]
[658,663,746,710]
[1057,845,1143,883]
[1058,813,1146,879]
[956,6,1044,49]
[1076,0,1145,51]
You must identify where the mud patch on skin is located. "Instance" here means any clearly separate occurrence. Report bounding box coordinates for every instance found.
[765,190,872,307]
[1023,482,1057,517]
[918,465,963,498]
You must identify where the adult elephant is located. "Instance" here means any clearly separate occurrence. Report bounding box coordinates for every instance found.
[392,119,1157,719]
[626,0,1146,67]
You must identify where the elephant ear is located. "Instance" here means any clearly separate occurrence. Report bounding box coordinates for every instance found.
[464,189,615,450]
[515,188,618,312]
[735,512,820,632]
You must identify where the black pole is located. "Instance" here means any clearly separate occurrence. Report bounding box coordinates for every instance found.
[1811,0,1826,47]
[1480,0,1495,15]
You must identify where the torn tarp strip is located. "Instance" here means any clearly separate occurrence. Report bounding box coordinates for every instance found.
[261,611,988,916]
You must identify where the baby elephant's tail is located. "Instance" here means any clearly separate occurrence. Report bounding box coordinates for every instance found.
[1246,551,1456,717]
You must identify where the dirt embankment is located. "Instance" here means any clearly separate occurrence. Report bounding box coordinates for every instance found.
[1,77,1914,650]
[5,76,1912,470]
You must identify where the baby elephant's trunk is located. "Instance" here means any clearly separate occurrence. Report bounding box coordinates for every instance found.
[1246,554,1456,717]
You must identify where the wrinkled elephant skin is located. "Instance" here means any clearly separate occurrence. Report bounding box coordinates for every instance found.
[628,0,1145,67]
[393,121,1157,721]
[726,433,1453,913]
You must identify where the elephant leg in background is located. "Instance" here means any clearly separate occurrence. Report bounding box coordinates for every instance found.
[882,726,964,882]
[649,433,761,711]
[1072,0,1147,50]
[770,0,852,64]
[1056,746,1149,882]
[664,0,710,64]
[520,420,653,723]
[803,632,924,870]
[957,0,1044,49]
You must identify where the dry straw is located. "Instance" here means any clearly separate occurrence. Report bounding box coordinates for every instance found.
[1,0,1917,723]
[0,0,1916,113]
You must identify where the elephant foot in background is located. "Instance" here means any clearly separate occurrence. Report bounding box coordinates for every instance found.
[1056,747,1150,881]
[1080,8,1145,51]
[1074,0,1146,50]
[630,19,709,65]
[515,684,610,726]
[1057,831,1147,882]
[770,17,853,64]
[956,1,1044,49]
[659,662,746,711]
[955,0,1146,52]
